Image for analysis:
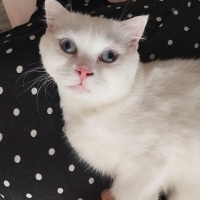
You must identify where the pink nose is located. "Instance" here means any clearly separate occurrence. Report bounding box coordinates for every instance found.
[76,66,94,82]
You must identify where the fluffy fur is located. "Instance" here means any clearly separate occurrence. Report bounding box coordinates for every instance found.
[40,0,200,199]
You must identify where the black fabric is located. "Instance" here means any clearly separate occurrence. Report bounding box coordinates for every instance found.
[0,0,200,199]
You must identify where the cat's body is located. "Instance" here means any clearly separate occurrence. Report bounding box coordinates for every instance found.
[40,0,200,199]
[61,60,200,200]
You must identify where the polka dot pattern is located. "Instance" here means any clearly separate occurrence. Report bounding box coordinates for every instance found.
[31,87,38,95]
[47,107,53,114]
[0,0,200,200]
[69,164,75,172]
[26,193,32,198]
[0,133,2,142]
[48,148,55,156]
[13,108,20,116]
[30,35,36,40]
[30,129,37,137]
[88,177,94,184]
[194,43,199,49]
[14,155,21,163]
[57,188,64,194]
[0,87,3,95]
[6,48,13,54]
[16,66,23,73]
[35,173,42,181]
[168,40,173,45]
[4,180,10,187]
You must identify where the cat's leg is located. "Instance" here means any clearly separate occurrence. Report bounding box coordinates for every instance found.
[167,179,200,200]
[166,159,200,200]
[110,170,166,200]
[167,186,200,200]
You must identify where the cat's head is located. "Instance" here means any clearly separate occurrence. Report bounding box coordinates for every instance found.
[40,0,148,108]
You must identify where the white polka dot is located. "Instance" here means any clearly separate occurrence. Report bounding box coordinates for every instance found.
[0,194,4,198]
[48,148,55,155]
[107,5,111,7]
[3,40,9,43]
[35,173,42,181]
[194,43,199,49]
[16,65,23,73]
[30,35,36,40]
[173,10,178,15]
[69,164,75,172]
[127,14,133,18]
[159,0,164,1]
[14,155,21,163]
[156,17,162,22]
[4,180,10,187]
[85,0,90,3]
[6,34,11,38]
[31,88,38,95]
[78,198,83,200]
[26,193,32,198]
[0,87,3,95]
[132,0,136,2]
[90,11,95,13]
[149,54,156,60]
[84,4,88,6]
[168,40,173,45]
[47,107,53,114]
[13,108,20,116]
[0,133,2,142]
[116,6,121,9]
[159,23,163,27]
[57,188,64,194]
[184,26,189,31]
[6,48,13,54]
[198,16,200,20]
[27,23,32,27]
[89,177,94,184]
[188,1,191,7]
[144,5,149,9]
[31,129,37,137]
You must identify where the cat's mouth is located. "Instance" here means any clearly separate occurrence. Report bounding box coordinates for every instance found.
[69,83,90,92]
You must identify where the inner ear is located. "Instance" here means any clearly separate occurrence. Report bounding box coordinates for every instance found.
[45,0,69,32]
[122,15,149,48]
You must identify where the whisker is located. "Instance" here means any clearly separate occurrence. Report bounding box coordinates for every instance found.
[16,68,46,90]
[17,74,49,96]
[119,0,131,21]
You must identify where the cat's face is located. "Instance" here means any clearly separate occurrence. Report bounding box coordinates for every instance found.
[40,0,148,108]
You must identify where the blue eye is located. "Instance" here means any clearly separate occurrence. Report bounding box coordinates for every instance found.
[100,50,118,63]
[60,39,77,54]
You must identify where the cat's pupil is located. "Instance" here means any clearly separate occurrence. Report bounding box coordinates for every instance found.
[60,39,77,54]
[100,50,118,63]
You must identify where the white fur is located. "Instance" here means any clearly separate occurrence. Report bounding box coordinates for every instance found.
[40,0,200,199]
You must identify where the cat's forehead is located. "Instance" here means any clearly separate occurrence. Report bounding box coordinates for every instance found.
[55,13,129,53]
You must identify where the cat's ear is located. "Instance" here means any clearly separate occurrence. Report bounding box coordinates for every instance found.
[45,0,69,32]
[122,15,149,48]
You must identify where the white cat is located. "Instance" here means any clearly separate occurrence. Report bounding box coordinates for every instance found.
[39,0,200,200]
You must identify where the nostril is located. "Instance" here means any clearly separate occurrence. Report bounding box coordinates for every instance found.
[76,67,94,77]
[87,72,94,76]
[76,69,81,75]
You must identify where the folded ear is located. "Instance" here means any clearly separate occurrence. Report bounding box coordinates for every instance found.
[45,0,69,32]
[122,15,149,48]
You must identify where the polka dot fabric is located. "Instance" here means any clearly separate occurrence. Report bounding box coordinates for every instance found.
[0,0,200,199]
